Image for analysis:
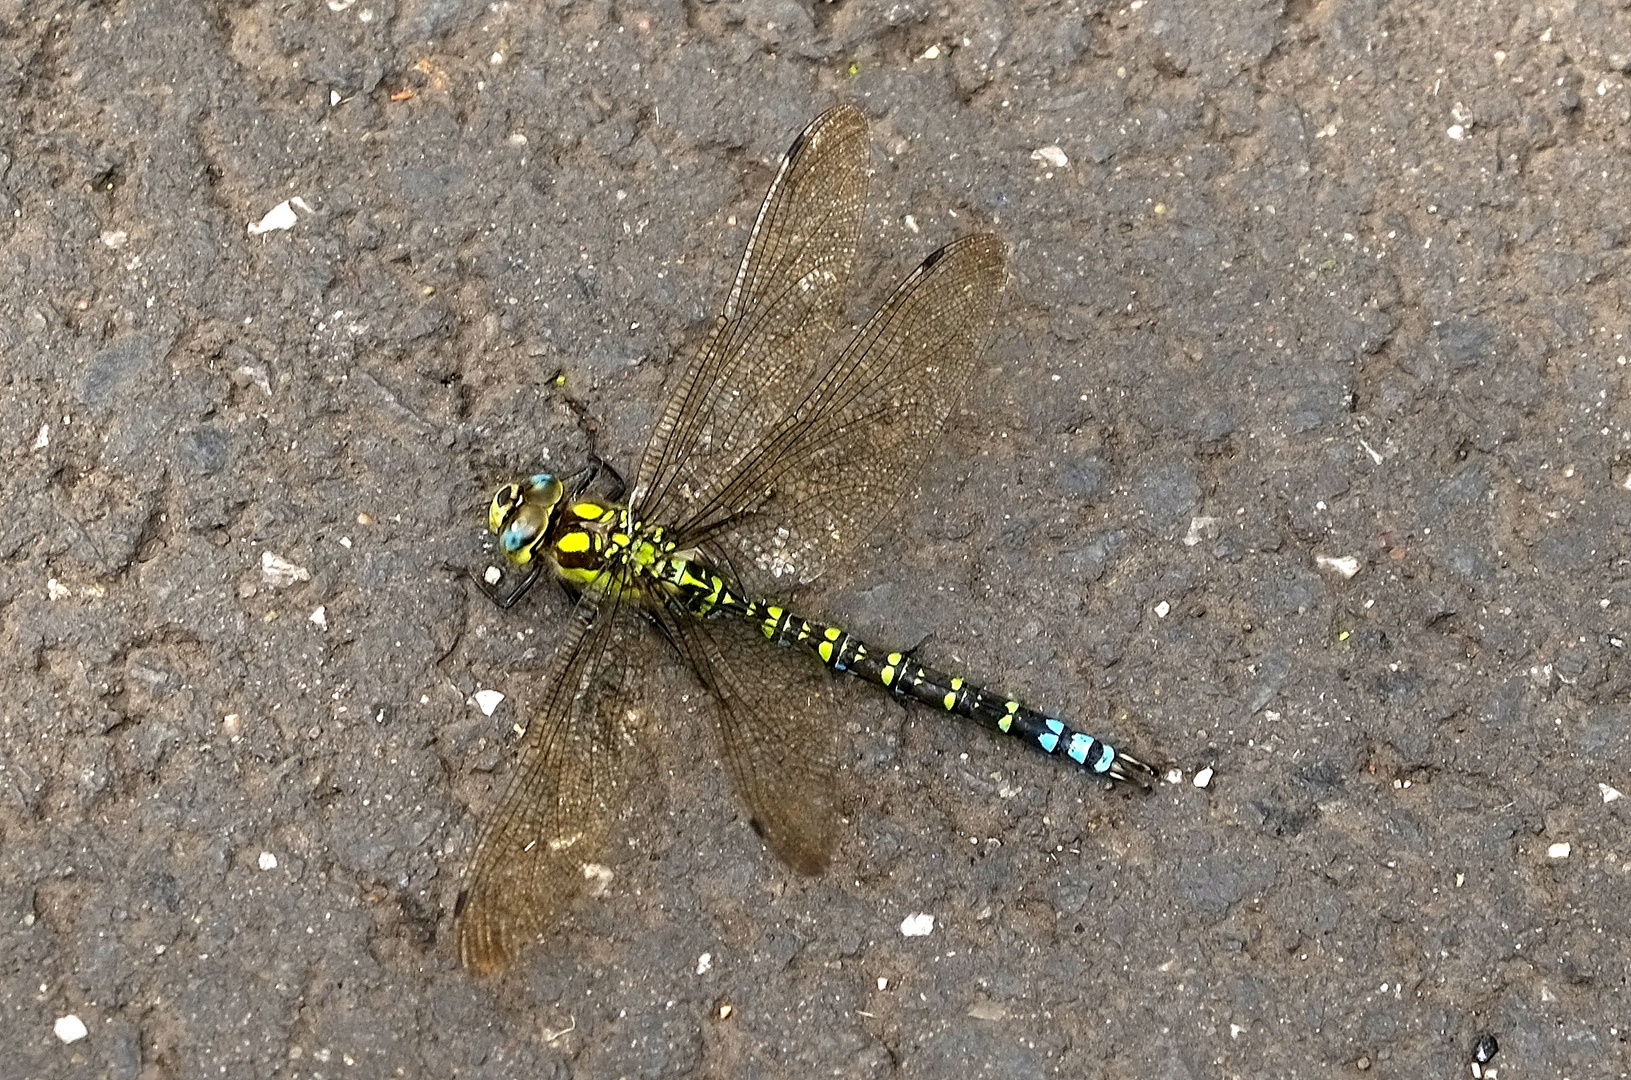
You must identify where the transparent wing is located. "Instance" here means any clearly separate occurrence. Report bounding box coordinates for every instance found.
[455,588,638,974]
[674,233,1008,590]
[633,104,869,533]
[655,604,840,876]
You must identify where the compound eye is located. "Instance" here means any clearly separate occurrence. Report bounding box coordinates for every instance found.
[500,521,536,561]
[488,484,522,535]
[497,502,551,564]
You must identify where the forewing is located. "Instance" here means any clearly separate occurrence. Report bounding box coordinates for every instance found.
[656,604,839,876]
[456,589,638,974]
[633,104,869,529]
[677,233,1008,590]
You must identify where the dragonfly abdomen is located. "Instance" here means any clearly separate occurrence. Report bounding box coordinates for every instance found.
[744,600,1154,787]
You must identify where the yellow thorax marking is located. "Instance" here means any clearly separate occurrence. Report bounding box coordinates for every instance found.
[570,501,605,520]
[555,531,592,554]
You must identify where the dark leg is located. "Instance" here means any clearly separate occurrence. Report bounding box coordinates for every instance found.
[468,562,542,610]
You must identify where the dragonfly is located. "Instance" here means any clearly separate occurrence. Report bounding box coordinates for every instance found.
[456,104,1155,973]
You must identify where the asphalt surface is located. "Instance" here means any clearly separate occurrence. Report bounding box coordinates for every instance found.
[2,0,1628,1076]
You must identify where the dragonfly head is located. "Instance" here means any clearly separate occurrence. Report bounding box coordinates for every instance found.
[488,473,564,565]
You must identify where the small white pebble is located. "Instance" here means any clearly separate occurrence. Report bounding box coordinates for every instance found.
[258,851,278,871]
[919,44,940,60]
[1315,554,1362,579]
[261,551,311,588]
[54,1015,88,1043]
[247,197,312,236]
[33,424,50,449]
[900,913,935,937]
[1193,765,1215,789]
[877,977,888,990]
[1154,600,1171,618]
[1447,124,1465,140]
[1164,768,1184,785]
[1031,145,1069,169]
[1600,783,1623,803]
[46,578,71,601]
[1547,842,1571,859]
[474,689,506,716]
[309,605,327,628]
[484,565,504,586]
[696,952,712,975]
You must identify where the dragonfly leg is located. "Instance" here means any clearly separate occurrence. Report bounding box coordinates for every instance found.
[586,452,628,503]
[469,561,542,610]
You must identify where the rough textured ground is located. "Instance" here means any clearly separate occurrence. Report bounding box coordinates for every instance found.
[2,0,1628,1076]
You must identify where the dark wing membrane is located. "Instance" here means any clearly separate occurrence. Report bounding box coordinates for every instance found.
[654,603,839,876]
[673,233,1007,590]
[633,104,869,530]
[456,590,638,974]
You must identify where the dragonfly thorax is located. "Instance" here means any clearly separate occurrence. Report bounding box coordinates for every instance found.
[489,473,692,596]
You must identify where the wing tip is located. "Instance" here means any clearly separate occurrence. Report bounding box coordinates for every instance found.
[456,911,516,976]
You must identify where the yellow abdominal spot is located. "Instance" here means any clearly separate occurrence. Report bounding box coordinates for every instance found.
[818,641,834,663]
[880,664,896,685]
[942,691,957,710]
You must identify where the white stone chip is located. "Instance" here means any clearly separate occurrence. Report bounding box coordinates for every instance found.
[54,1014,88,1043]
[474,689,505,716]
[696,952,712,975]
[248,197,313,236]
[261,551,311,588]
[46,578,71,601]
[1164,768,1184,785]
[1193,765,1215,789]
[1316,554,1362,579]
[1182,515,1220,546]
[1601,783,1623,803]
[484,565,504,586]
[1547,842,1571,859]
[899,913,935,937]
[34,424,50,449]
[258,851,278,871]
[1154,600,1171,618]
[309,605,327,628]
[1031,145,1069,169]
